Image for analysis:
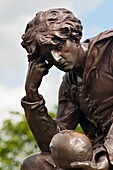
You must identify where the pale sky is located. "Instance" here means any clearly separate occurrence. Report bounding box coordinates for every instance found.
[0,0,113,123]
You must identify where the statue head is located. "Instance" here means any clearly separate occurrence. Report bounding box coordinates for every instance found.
[21,8,83,61]
[49,130,93,169]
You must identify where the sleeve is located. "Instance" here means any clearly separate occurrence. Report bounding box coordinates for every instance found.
[92,119,113,165]
[103,46,113,165]
[104,112,113,165]
[55,74,80,130]
[21,95,59,152]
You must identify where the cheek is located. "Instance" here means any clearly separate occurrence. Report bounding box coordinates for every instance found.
[69,48,80,65]
[60,50,72,60]
[66,52,77,65]
[62,47,78,61]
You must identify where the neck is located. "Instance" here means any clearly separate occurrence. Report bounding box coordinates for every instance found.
[74,43,88,78]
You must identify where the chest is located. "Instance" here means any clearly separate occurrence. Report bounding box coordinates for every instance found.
[75,56,113,116]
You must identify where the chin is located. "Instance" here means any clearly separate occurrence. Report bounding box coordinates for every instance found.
[57,65,74,72]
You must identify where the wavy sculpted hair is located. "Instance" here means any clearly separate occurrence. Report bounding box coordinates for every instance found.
[21,8,83,61]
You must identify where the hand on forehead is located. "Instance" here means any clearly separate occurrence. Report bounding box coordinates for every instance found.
[21,8,83,61]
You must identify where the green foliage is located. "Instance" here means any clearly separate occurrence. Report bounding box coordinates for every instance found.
[76,124,84,133]
[0,112,38,170]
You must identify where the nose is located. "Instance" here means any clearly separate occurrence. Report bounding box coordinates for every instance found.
[51,50,62,62]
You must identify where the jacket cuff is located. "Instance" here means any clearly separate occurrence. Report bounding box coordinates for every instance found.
[104,141,113,165]
[21,95,45,111]
[93,145,107,162]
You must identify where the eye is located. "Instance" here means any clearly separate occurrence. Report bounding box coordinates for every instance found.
[52,36,62,43]
[60,27,69,36]
[69,31,80,44]
[57,45,62,51]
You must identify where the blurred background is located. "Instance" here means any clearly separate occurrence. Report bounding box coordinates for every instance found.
[1,0,113,122]
[0,0,113,169]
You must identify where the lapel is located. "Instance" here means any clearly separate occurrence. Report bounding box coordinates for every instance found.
[83,29,113,86]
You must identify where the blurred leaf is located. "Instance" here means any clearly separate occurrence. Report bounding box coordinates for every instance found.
[0,111,38,170]
[76,124,84,133]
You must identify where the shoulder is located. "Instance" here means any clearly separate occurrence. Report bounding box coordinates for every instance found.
[84,28,113,45]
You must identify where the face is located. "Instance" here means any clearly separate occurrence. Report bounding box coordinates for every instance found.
[40,39,83,72]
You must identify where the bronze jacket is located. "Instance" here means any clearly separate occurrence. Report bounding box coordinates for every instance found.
[21,29,113,165]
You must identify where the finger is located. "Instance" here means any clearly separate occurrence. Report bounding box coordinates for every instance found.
[30,58,46,67]
[70,162,90,168]
[70,161,97,170]
[97,159,109,170]
[29,59,48,76]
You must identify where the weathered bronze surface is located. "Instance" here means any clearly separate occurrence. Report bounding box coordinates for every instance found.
[20,8,113,170]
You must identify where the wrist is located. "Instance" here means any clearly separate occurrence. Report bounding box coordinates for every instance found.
[21,95,46,111]
[26,87,41,102]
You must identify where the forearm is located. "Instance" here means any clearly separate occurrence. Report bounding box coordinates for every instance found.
[21,95,59,152]
[25,86,42,102]
[104,122,113,165]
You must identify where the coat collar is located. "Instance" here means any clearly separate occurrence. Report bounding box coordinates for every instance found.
[83,29,113,85]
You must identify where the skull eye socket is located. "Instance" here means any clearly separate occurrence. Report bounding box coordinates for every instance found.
[52,35,62,43]
[60,27,70,36]
[55,45,63,51]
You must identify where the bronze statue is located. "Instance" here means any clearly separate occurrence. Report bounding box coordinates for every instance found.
[20,8,113,170]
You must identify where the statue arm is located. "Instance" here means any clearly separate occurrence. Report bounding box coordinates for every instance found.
[104,114,113,166]
[97,53,113,166]
[21,58,59,152]
[90,121,113,169]
[21,58,79,152]
[21,62,82,151]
